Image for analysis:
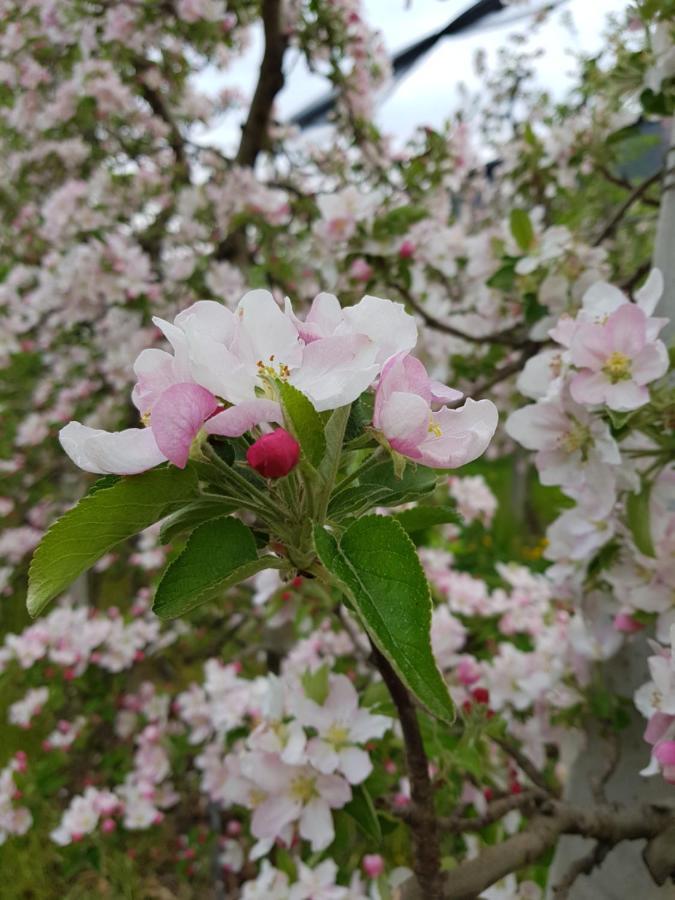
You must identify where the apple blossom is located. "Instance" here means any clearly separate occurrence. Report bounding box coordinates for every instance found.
[373,352,498,469]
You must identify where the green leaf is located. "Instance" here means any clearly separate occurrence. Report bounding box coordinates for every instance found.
[328,484,392,520]
[626,483,655,557]
[359,460,438,507]
[301,664,330,705]
[394,505,460,533]
[510,208,534,251]
[344,783,382,842]
[278,382,326,469]
[314,516,454,722]
[153,516,283,619]
[158,497,238,544]
[27,467,197,617]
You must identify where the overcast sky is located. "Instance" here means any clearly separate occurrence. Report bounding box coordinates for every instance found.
[194,0,629,151]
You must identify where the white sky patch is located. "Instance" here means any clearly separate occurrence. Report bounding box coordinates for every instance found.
[193,0,629,152]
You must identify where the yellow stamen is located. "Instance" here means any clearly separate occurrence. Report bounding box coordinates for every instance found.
[602,351,631,384]
[428,419,442,438]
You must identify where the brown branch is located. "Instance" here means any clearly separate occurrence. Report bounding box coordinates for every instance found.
[369,643,446,900]
[493,735,559,796]
[598,165,660,207]
[551,841,611,899]
[428,802,674,900]
[215,0,288,263]
[591,730,620,804]
[593,168,667,246]
[399,284,526,347]
[236,0,287,167]
[438,788,548,833]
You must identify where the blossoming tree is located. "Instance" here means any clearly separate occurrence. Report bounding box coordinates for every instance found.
[1,1,675,898]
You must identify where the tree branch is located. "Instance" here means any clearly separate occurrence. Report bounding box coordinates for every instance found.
[593,168,667,246]
[236,0,287,167]
[369,643,446,900]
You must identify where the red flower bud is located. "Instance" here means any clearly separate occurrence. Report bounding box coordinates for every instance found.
[246,428,300,479]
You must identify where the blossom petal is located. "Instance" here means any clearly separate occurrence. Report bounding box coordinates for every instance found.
[299,798,334,851]
[417,398,498,469]
[378,391,429,458]
[338,747,372,785]
[205,400,282,437]
[289,334,379,412]
[236,289,302,370]
[343,295,417,363]
[59,422,166,475]
[251,795,301,841]
[151,383,217,468]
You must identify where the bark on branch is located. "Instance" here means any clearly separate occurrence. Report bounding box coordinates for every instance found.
[369,644,446,900]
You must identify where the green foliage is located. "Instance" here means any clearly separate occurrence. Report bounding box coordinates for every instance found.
[626,482,655,557]
[27,467,198,617]
[394,505,460,534]
[343,783,382,841]
[301,663,330,704]
[278,381,327,469]
[314,516,455,722]
[509,208,534,251]
[158,497,238,544]
[153,516,283,619]
[358,459,438,506]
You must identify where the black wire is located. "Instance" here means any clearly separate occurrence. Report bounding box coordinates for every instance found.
[289,0,504,129]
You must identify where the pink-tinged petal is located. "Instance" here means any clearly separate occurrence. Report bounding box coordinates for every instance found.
[289,333,379,412]
[632,342,669,386]
[151,316,192,379]
[59,422,166,475]
[236,289,302,370]
[605,303,647,357]
[430,380,463,405]
[251,795,301,841]
[174,300,237,344]
[549,315,577,348]
[378,391,429,457]
[338,747,372,784]
[505,401,569,451]
[132,348,180,415]
[307,738,340,775]
[315,773,352,807]
[299,798,334,851]
[324,675,359,717]
[416,398,498,469]
[569,370,610,406]
[603,380,649,412]
[645,712,675,746]
[151,383,217,468]
[205,400,282,437]
[349,708,391,742]
[343,295,417,363]
[569,322,610,370]
[582,281,627,316]
[285,292,344,342]
[654,741,675,767]
[634,268,663,316]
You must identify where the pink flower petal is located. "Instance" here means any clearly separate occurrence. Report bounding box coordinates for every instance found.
[59,422,166,475]
[151,383,217,468]
[205,400,282,437]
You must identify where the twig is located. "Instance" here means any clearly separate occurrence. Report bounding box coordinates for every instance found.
[399,284,526,347]
[593,168,668,246]
[438,788,548,832]
[599,165,660,207]
[591,730,620,804]
[552,841,611,899]
[369,643,446,900]
[493,735,559,797]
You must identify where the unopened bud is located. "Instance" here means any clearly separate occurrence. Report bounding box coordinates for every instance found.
[246,428,300,479]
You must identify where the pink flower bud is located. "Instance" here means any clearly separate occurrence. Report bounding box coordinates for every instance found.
[226,820,242,836]
[246,428,300,479]
[613,612,644,633]
[456,658,481,686]
[349,258,374,282]
[362,854,385,879]
[398,239,415,259]
[102,818,116,834]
